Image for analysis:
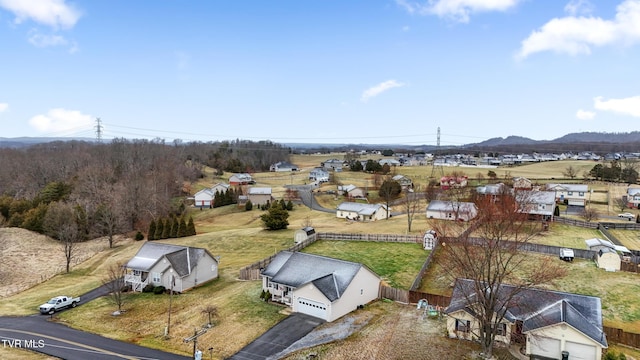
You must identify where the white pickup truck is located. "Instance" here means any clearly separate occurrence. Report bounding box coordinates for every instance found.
[39,295,80,314]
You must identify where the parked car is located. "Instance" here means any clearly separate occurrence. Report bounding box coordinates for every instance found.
[39,295,80,315]
[618,212,635,220]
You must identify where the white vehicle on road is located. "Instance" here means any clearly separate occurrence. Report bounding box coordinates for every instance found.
[39,295,80,314]
[618,212,635,220]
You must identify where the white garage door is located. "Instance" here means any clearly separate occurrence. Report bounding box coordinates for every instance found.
[297,297,327,320]
[568,200,584,206]
[565,341,597,360]
[530,336,561,359]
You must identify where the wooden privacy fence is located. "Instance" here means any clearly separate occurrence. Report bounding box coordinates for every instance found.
[379,285,451,307]
[555,217,640,230]
[410,241,438,291]
[604,326,640,349]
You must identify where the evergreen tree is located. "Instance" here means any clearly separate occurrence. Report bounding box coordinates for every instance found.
[178,216,187,237]
[213,190,222,208]
[245,200,253,211]
[286,200,293,211]
[170,216,179,238]
[148,219,157,240]
[187,216,196,236]
[161,218,171,239]
[155,218,165,239]
[260,205,289,230]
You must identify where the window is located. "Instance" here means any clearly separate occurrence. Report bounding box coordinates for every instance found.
[456,319,470,333]
[152,272,161,284]
[495,323,507,336]
[579,192,584,196]
[568,191,573,196]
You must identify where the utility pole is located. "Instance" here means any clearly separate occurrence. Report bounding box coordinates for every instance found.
[166,275,175,337]
[94,117,103,143]
[184,327,208,359]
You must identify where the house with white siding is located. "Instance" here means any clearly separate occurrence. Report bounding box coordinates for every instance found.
[546,183,589,206]
[336,202,388,221]
[261,251,380,322]
[426,200,477,221]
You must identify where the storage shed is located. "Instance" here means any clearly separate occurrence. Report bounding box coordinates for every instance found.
[595,248,621,272]
[294,227,315,244]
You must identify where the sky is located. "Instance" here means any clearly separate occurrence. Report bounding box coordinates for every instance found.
[1,0,640,146]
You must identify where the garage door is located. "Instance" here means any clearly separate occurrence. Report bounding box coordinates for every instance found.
[565,341,597,360]
[297,297,327,320]
[530,336,561,359]
[568,200,584,206]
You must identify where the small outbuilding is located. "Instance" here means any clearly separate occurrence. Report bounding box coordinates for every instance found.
[294,227,315,244]
[595,248,621,272]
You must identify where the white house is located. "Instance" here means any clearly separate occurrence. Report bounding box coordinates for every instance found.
[516,190,557,221]
[336,202,388,221]
[193,188,215,208]
[546,183,589,206]
[426,200,478,221]
[627,187,640,209]
[124,242,219,293]
[261,251,380,322]
[309,167,329,182]
[321,159,344,172]
[445,279,607,360]
[270,161,299,172]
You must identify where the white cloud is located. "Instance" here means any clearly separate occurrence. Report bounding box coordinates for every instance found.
[0,103,8,113]
[564,0,594,16]
[576,109,596,120]
[0,0,81,29]
[594,95,640,117]
[396,0,521,23]
[361,80,405,102]
[28,31,67,47]
[29,108,93,133]
[516,0,640,60]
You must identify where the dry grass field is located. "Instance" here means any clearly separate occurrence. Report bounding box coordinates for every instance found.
[2,157,640,359]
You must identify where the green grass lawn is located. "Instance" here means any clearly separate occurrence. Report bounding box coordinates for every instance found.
[301,240,428,289]
[531,223,603,249]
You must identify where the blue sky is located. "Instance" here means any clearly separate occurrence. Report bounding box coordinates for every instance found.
[1,0,640,146]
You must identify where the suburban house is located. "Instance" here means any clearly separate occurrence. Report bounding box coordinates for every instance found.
[336,202,388,222]
[321,159,344,172]
[626,187,640,209]
[337,184,366,199]
[247,187,273,206]
[270,161,299,172]
[512,177,533,189]
[546,183,589,206]
[379,158,401,167]
[426,200,478,221]
[476,183,511,200]
[392,174,413,190]
[261,251,381,322]
[229,173,255,186]
[193,183,230,208]
[445,279,607,360]
[516,190,557,221]
[309,167,329,183]
[124,242,219,293]
[440,175,468,190]
[193,188,214,208]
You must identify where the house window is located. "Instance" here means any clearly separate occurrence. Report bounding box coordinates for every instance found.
[540,204,546,210]
[579,192,584,196]
[455,319,470,333]
[495,323,507,336]
[152,272,161,284]
[568,191,573,196]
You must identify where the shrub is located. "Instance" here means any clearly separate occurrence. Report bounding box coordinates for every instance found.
[245,200,253,211]
[142,284,155,293]
[153,286,166,294]
[134,231,144,241]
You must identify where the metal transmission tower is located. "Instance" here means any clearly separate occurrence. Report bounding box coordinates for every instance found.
[94,117,103,142]
[430,127,444,178]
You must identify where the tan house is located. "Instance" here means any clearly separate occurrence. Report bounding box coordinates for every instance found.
[247,187,272,206]
[445,279,607,360]
[512,176,533,189]
[261,251,380,322]
[124,242,219,293]
[392,174,413,190]
[337,184,366,199]
[229,173,255,186]
[336,202,388,221]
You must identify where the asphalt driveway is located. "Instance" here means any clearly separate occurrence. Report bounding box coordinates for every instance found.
[229,313,323,360]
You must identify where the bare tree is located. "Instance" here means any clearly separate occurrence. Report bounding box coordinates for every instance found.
[301,216,313,229]
[95,202,124,248]
[614,197,629,213]
[581,207,600,222]
[431,193,566,359]
[404,186,422,232]
[43,201,80,273]
[201,305,218,327]
[563,165,578,179]
[378,179,402,219]
[103,262,128,313]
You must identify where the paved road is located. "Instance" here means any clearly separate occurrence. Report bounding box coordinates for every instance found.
[229,313,323,360]
[286,185,335,213]
[0,284,191,360]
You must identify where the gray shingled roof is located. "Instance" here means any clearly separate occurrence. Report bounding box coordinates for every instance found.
[445,279,607,347]
[336,202,385,216]
[261,251,376,302]
[126,242,215,278]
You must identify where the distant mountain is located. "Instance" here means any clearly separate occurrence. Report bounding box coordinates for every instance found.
[551,131,640,144]
[467,136,538,147]
[0,137,95,148]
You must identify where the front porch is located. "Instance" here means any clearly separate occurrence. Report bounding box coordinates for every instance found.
[124,273,149,292]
